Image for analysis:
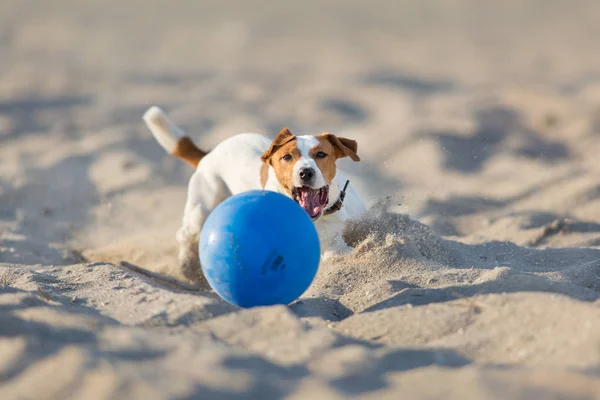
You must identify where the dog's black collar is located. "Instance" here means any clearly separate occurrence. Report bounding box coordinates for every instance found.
[323,180,350,216]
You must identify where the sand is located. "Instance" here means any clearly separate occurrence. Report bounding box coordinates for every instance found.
[2,0,600,398]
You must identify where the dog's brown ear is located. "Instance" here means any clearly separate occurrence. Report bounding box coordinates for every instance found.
[323,133,360,162]
[260,128,295,164]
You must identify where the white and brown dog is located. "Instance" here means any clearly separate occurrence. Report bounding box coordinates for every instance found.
[143,106,367,284]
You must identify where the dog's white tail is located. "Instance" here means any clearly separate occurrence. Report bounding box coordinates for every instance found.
[143,106,207,168]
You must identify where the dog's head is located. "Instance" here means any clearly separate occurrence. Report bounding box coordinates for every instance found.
[261,128,360,220]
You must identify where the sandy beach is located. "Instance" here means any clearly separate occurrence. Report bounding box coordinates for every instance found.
[2,0,600,398]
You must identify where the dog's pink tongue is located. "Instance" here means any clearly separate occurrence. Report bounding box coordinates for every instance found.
[299,190,322,217]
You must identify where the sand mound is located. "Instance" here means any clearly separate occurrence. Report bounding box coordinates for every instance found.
[301,202,600,321]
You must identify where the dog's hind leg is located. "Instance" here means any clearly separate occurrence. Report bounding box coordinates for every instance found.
[176,169,230,285]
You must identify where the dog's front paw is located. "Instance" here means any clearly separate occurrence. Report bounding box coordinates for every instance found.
[178,248,207,286]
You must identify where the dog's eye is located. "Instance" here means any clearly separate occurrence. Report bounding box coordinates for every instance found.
[281,154,293,162]
[315,151,327,159]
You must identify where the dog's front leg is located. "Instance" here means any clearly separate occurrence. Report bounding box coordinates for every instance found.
[176,204,207,285]
[176,170,230,286]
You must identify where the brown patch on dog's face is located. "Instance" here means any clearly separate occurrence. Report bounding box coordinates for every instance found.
[261,128,299,195]
[310,136,339,184]
[311,133,361,184]
[265,140,301,194]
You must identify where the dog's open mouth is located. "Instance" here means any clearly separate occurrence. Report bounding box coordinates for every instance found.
[292,186,329,219]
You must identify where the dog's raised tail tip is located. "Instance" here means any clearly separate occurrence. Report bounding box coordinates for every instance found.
[143,106,166,124]
[143,105,187,154]
[142,106,206,167]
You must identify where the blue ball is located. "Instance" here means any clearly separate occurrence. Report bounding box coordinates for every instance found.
[199,190,321,308]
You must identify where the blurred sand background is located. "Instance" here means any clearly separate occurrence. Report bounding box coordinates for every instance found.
[2,0,600,398]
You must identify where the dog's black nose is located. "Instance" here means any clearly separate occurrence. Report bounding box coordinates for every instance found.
[299,168,315,183]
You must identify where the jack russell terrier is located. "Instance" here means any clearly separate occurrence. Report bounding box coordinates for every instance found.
[143,106,367,284]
